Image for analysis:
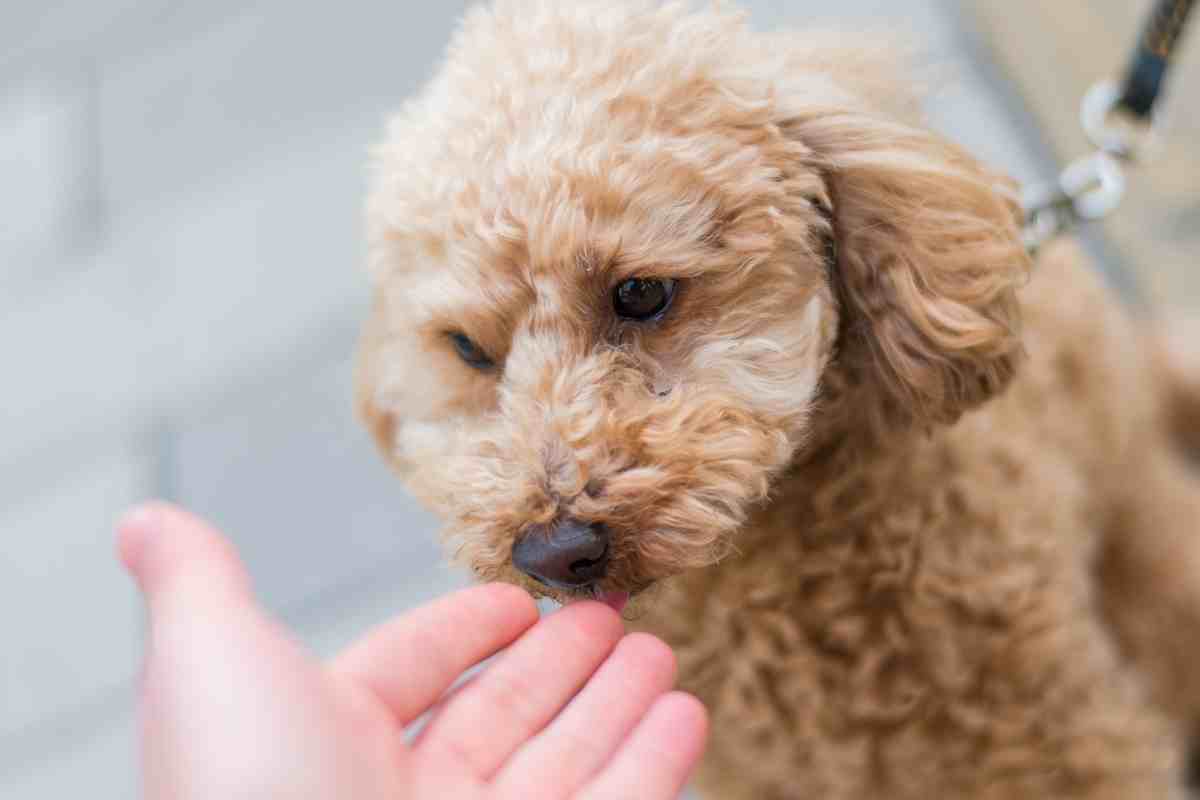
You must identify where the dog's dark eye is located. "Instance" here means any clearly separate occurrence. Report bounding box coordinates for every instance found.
[447,332,495,370]
[612,278,676,321]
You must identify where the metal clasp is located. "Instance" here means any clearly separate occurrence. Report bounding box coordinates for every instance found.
[1021,152,1127,253]
[1020,78,1153,252]
[1080,79,1162,162]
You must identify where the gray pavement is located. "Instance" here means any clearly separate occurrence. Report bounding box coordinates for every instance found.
[0,0,1057,796]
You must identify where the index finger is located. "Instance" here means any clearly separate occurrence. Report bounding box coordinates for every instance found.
[331,583,539,725]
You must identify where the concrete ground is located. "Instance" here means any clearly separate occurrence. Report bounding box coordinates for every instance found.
[0,0,1101,796]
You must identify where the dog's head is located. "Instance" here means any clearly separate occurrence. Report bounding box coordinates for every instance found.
[356,1,1029,604]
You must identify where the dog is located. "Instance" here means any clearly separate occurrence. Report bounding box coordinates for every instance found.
[354,1,1200,796]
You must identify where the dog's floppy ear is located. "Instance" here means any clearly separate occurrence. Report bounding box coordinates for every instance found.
[784,96,1030,430]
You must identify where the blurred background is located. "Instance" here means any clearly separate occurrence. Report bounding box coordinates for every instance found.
[1,0,1196,797]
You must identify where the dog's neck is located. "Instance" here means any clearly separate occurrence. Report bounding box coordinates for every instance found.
[808,358,915,448]
[780,361,930,500]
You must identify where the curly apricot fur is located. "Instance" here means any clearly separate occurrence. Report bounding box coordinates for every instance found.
[356,3,1200,797]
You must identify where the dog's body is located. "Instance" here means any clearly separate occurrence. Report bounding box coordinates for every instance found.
[638,241,1200,798]
[355,2,1200,796]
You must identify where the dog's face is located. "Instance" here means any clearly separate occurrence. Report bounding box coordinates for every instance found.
[356,1,1028,605]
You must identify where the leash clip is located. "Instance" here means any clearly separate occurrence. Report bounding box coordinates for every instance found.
[1021,151,1127,254]
[1080,80,1162,162]
[1020,0,1192,254]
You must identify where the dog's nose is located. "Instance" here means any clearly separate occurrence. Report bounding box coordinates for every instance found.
[512,519,609,589]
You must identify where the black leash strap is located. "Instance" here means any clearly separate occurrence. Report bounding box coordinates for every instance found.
[1118,0,1196,118]
[1021,0,1195,253]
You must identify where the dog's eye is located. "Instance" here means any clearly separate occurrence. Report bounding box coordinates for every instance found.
[447,332,495,370]
[612,278,677,321]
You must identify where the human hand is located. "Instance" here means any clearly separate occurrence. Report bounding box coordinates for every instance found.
[118,503,707,799]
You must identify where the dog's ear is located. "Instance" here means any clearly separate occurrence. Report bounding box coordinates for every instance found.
[783,95,1030,430]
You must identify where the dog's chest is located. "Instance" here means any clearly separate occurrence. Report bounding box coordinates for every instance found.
[631,442,1100,796]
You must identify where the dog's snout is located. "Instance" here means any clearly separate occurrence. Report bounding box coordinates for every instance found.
[512,519,609,589]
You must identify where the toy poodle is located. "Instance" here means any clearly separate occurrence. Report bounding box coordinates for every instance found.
[354,1,1200,796]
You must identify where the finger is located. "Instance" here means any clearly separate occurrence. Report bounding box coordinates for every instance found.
[492,632,677,798]
[577,692,708,800]
[117,502,253,614]
[415,601,624,779]
[331,583,539,725]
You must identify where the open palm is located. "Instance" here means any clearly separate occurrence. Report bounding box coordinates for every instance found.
[119,504,707,800]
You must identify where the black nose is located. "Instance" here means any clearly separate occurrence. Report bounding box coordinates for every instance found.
[512,519,609,589]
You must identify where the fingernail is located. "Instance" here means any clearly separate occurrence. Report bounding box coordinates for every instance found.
[116,502,165,579]
[120,503,161,531]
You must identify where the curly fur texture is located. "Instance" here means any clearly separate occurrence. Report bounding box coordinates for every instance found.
[355,2,1200,796]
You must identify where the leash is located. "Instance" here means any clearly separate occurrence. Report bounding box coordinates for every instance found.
[1021,0,1195,254]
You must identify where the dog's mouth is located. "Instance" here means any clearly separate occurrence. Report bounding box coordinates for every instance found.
[552,584,631,612]
[552,584,637,613]
[592,589,630,613]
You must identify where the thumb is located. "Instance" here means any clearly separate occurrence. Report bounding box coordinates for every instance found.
[118,504,304,800]
[119,505,401,800]
[117,502,253,616]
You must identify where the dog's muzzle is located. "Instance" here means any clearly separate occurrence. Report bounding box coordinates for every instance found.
[512,518,609,590]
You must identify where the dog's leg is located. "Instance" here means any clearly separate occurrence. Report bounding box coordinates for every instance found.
[1098,444,1200,747]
